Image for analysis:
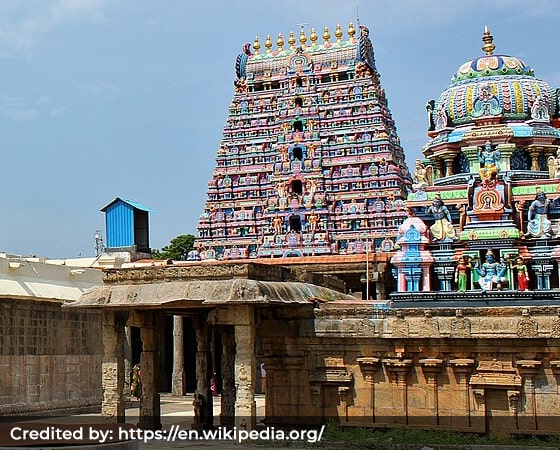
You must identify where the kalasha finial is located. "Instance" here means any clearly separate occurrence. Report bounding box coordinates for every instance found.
[482,25,495,55]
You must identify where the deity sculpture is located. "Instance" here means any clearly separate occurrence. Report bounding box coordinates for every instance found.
[478,141,500,183]
[475,250,506,292]
[412,159,433,191]
[547,148,560,179]
[454,256,471,293]
[526,189,552,238]
[272,214,284,234]
[426,195,456,242]
[510,256,530,291]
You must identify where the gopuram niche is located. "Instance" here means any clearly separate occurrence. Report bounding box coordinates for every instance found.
[392,26,560,304]
[195,23,411,260]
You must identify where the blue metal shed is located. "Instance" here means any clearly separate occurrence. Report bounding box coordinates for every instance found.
[101,197,152,252]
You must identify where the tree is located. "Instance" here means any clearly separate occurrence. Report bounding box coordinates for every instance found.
[151,234,195,261]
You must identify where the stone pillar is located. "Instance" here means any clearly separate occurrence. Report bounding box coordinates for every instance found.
[123,326,132,398]
[138,311,163,430]
[527,145,543,171]
[421,266,431,291]
[357,357,381,422]
[234,305,256,430]
[419,358,443,426]
[171,315,186,397]
[449,359,475,429]
[442,155,454,177]
[383,358,412,424]
[516,359,542,431]
[497,143,515,172]
[101,311,127,423]
[462,145,479,173]
[193,314,213,430]
[220,326,236,427]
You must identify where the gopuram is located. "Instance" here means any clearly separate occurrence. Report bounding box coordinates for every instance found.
[195,23,410,261]
[69,25,560,437]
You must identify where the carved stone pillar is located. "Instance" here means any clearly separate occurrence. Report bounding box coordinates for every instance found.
[357,357,380,422]
[123,326,132,398]
[449,358,475,428]
[550,360,560,394]
[421,265,431,292]
[234,305,256,430]
[193,314,213,430]
[462,145,479,173]
[138,311,163,430]
[527,145,543,171]
[101,311,127,423]
[382,358,412,424]
[442,155,454,177]
[497,143,515,172]
[419,358,443,426]
[171,315,186,397]
[516,360,541,431]
[220,326,236,427]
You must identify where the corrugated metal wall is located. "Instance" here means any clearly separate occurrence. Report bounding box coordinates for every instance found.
[105,201,135,248]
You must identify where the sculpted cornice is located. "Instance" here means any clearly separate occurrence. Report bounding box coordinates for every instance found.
[313,305,560,339]
[102,263,287,285]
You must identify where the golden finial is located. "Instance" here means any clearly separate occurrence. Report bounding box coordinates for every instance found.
[299,28,307,47]
[276,33,284,52]
[335,24,343,42]
[481,25,495,55]
[288,30,296,49]
[323,26,331,44]
[348,22,356,41]
[253,36,261,54]
[265,35,273,53]
[310,28,318,46]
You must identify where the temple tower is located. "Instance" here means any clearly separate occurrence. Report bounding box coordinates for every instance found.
[196,23,411,260]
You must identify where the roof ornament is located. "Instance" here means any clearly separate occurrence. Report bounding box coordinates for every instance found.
[482,25,495,55]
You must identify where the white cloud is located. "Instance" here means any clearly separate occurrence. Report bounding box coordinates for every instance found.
[49,106,68,116]
[0,0,107,57]
[4,107,39,121]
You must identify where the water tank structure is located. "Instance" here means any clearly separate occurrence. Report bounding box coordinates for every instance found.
[101,197,151,254]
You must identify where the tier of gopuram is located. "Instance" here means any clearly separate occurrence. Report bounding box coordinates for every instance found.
[6,22,560,439]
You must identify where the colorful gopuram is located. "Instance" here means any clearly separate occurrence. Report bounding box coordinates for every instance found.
[196,24,411,260]
[392,27,560,303]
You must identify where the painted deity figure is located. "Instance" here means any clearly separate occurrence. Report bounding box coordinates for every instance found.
[308,211,319,232]
[475,250,506,292]
[526,190,552,238]
[454,256,470,293]
[510,256,530,291]
[412,159,433,191]
[548,148,560,179]
[272,214,284,235]
[426,195,456,242]
[478,141,500,183]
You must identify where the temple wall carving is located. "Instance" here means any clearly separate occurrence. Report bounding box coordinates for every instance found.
[258,304,560,433]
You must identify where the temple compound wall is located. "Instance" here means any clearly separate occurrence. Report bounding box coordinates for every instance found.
[0,255,103,415]
[72,263,560,437]
[256,303,560,435]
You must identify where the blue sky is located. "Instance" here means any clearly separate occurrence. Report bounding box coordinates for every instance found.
[0,0,558,258]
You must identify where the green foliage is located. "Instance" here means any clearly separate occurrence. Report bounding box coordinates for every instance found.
[321,421,560,449]
[151,234,195,261]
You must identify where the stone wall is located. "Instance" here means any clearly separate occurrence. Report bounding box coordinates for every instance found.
[258,303,560,435]
[0,299,103,414]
